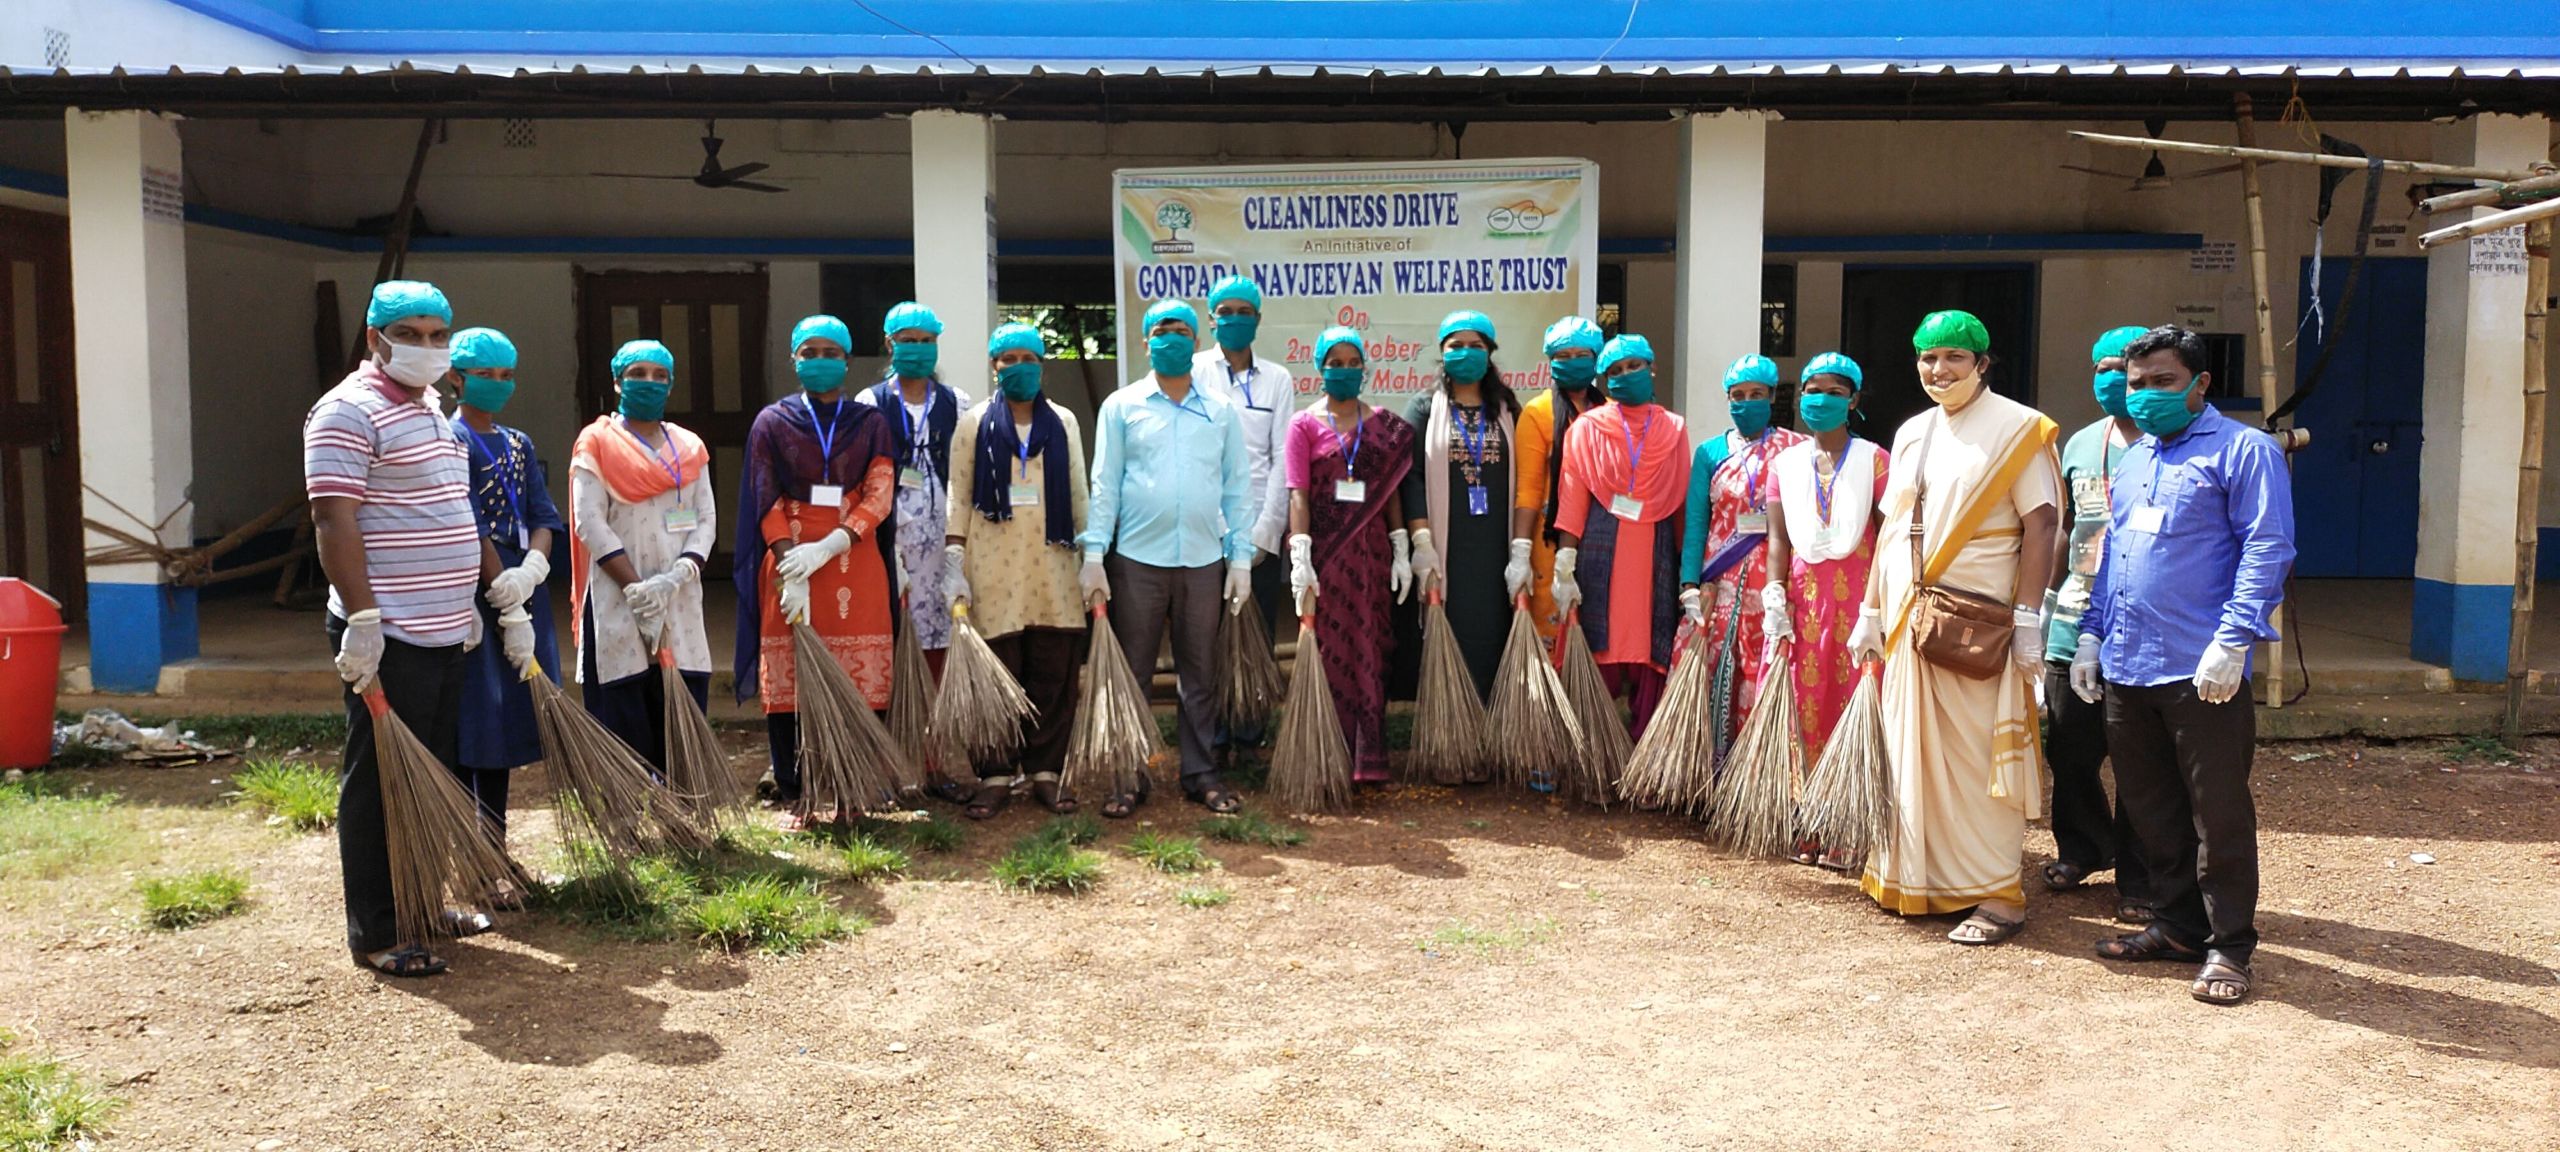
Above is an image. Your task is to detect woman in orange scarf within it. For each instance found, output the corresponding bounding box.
[1551,334,1692,739]
[568,340,718,768]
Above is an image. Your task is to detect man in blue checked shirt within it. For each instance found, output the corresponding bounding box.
[2071,324,2295,1008]
[1081,298,1257,819]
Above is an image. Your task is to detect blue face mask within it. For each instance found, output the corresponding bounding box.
[1728,397,1773,438]
[2093,369,2130,418]
[889,341,938,379]
[1798,392,1851,433]
[1442,346,1490,384]
[1607,367,1655,406]
[1213,313,1259,351]
[2126,379,2200,439]
[795,356,850,393]
[1148,331,1196,376]
[459,371,514,414]
[1550,355,1597,391]
[618,377,670,422]
[1321,365,1364,400]
[997,361,1044,401]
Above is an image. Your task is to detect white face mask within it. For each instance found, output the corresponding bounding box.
[379,339,452,390]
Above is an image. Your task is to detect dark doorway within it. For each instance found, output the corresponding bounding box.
[2288,256,2426,578]
[1838,264,2038,438]
[575,269,770,573]
[0,205,80,620]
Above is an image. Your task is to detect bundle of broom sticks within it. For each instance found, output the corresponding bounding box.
[1489,595,1582,791]
[523,659,710,857]
[1064,604,1157,801]
[368,685,519,947]
[790,619,910,822]
[1267,592,1349,813]
[1407,586,1492,786]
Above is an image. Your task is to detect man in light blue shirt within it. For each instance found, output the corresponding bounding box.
[2072,324,2295,1007]
[1082,298,1255,817]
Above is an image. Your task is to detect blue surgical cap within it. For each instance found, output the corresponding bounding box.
[988,321,1046,359]
[1723,354,1780,390]
[366,280,451,329]
[449,327,517,371]
[1596,334,1654,377]
[1801,351,1864,391]
[1316,326,1365,364]
[792,314,853,355]
[882,301,944,337]
[2092,325,2149,364]
[1543,316,1605,356]
[1438,310,1497,346]
[1143,298,1199,334]
[1207,275,1263,311]
[611,339,675,382]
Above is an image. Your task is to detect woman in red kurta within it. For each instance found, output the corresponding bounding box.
[1551,333,1692,740]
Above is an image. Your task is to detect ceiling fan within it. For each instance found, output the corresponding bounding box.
[2060,117,2245,192]
[593,120,787,193]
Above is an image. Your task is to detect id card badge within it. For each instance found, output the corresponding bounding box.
[809,484,845,507]
[1335,479,1368,504]
[663,506,700,533]
[2127,505,2167,535]
[1735,510,1769,535]
[898,466,927,491]
[1609,494,1645,521]
[1467,485,1489,517]
[514,525,529,551]
[1009,481,1041,507]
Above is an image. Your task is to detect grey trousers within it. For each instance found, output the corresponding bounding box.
[1106,553,1224,783]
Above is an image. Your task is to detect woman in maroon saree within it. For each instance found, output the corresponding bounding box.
[1284,326,1419,783]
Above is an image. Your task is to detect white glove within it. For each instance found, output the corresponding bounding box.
[943,544,971,610]
[2072,633,2103,704]
[1079,558,1111,606]
[1224,564,1253,616]
[2194,642,2248,705]
[1410,528,1442,596]
[500,607,536,677]
[1849,606,1884,664]
[895,553,911,601]
[1503,537,1533,599]
[776,527,853,583]
[336,608,384,695]
[780,573,811,625]
[462,605,483,653]
[1551,547,1582,614]
[2011,605,2042,669]
[626,572,681,624]
[1761,581,1794,642]
[485,548,549,613]
[1678,586,1704,626]
[1388,529,1414,604]
[1288,534,1319,605]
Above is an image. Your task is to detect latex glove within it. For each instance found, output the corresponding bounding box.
[1288,534,1319,604]
[1551,547,1582,614]
[1761,581,1794,642]
[776,527,853,583]
[1388,529,1414,604]
[2011,605,2043,669]
[943,543,971,610]
[630,571,684,623]
[1678,586,1705,626]
[1849,606,1884,664]
[336,608,384,695]
[1503,537,1533,599]
[2193,642,2248,705]
[780,573,811,625]
[1410,528,1442,596]
[895,553,911,601]
[1079,558,1111,606]
[499,607,536,677]
[462,605,483,653]
[485,547,549,613]
[1224,564,1253,617]
[2071,633,2104,704]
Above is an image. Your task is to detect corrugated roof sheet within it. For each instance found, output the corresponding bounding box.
[11,61,2560,79]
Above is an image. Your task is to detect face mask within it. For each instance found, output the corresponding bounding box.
[1606,368,1655,406]
[889,341,938,379]
[618,377,670,422]
[1728,397,1772,438]
[379,340,451,390]
[1442,346,1490,384]
[1213,313,1259,351]
[1550,356,1597,391]
[1321,365,1365,400]
[1798,392,1851,433]
[796,357,850,393]
[2093,369,2130,419]
[1148,332,1195,376]
[1922,370,1984,410]
[2127,380,2201,439]
[997,361,1044,401]
[459,372,514,413]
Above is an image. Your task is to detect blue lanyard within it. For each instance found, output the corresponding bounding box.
[1812,444,1845,524]
[1623,409,1655,484]
[1740,432,1770,510]
[1234,363,1258,410]
[1016,415,1037,473]
[1161,388,1212,423]
[1458,403,1488,475]
[900,392,934,472]
[617,416,684,490]
[1329,407,1365,475]
[466,427,525,529]
[800,393,844,484]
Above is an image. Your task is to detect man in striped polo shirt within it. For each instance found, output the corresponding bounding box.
[305,280,504,978]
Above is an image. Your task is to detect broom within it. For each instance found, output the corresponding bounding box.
[657,642,746,827]
[1215,598,1285,737]
[1797,663,1892,861]
[1266,593,1350,813]
[1487,595,1583,792]
[1620,629,1719,816]
[1063,604,1157,801]
[1407,587,1492,786]
[885,598,938,796]
[1551,610,1631,806]
[790,620,911,822]
[1705,642,1806,859]
[931,603,1035,772]
[524,662,711,858]
[366,686,521,947]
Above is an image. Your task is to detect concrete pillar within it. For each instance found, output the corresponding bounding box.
[1672,109,1775,446]
[66,108,194,692]
[2411,113,2549,681]
[908,110,996,380]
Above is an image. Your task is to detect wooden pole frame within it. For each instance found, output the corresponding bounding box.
[2231,95,2291,709]
[2068,131,2526,182]
[2504,218,2552,741]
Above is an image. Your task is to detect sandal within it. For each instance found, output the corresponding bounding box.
[1029,772,1078,815]
[962,779,1011,821]
[2115,901,2156,925]
[440,909,494,939]
[2041,859,2092,892]
[922,772,976,807]
[1183,774,1244,815]
[1947,912,2026,946]
[2093,923,2205,964]
[2191,953,2252,1006]
[1100,771,1151,820]
[360,944,448,978]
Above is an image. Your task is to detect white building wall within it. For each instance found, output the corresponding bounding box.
[186,231,317,533]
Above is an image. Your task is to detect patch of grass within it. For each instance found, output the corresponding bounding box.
[1174,883,1232,909]
[682,875,859,956]
[1198,808,1309,847]
[229,760,338,832]
[136,868,251,930]
[0,1028,121,1151]
[163,713,343,752]
[0,777,124,883]
[1031,812,1104,848]
[856,813,966,854]
[991,834,1105,894]
[2445,732,2515,763]
[536,850,702,941]
[1124,830,1214,874]
[1383,709,1415,752]
[839,835,911,881]
[1418,916,1558,960]
[1463,818,1491,831]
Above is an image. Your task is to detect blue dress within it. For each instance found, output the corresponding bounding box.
[452,417,567,771]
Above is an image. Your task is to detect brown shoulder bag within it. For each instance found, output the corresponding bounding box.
[1905,416,2015,681]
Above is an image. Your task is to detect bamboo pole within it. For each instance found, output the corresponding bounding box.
[2505,218,2551,742]
[344,118,439,372]
[2233,96,2290,708]
[2419,171,2560,215]
[2418,195,2560,251]
[2068,131,2526,182]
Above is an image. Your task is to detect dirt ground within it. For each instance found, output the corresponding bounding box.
[3,734,2556,1152]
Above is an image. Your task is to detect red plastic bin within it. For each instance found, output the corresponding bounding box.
[0,578,68,769]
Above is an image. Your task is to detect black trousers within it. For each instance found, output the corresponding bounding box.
[766,711,803,800]
[2104,678,2260,962]
[2043,661,2150,903]
[1106,554,1223,782]
[980,627,1083,780]
[327,616,465,956]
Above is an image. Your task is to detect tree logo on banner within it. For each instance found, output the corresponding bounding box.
[1152,200,1197,254]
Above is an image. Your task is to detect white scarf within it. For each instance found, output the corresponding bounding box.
[1774,437,1879,565]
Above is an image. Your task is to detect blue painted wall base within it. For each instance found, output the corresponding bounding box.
[85,582,199,693]
[2410,579,2509,683]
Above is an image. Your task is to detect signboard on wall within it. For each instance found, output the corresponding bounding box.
[1112,158,1600,400]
